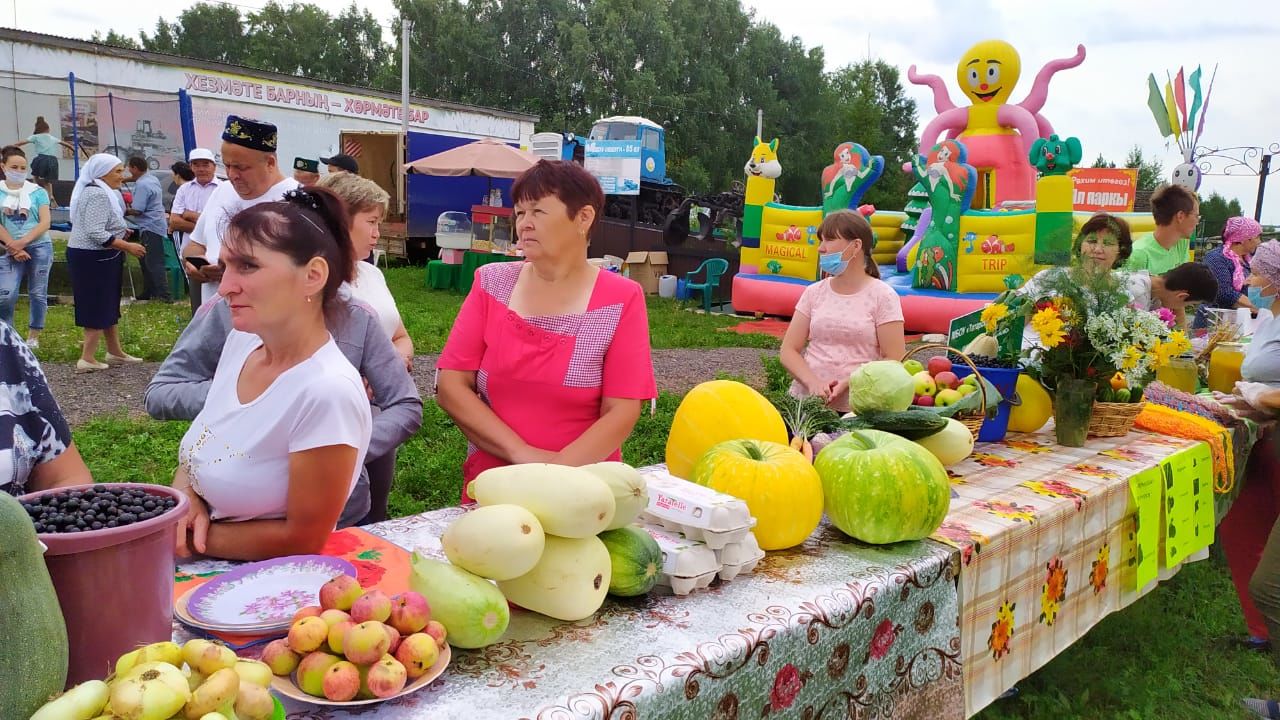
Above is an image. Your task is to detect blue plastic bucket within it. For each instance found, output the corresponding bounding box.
[952,365,1021,443]
[676,279,691,300]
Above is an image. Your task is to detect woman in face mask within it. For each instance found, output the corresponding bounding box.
[779,209,906,412]
[0,146,53,348]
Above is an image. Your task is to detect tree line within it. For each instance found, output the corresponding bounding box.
[96,0,920,209]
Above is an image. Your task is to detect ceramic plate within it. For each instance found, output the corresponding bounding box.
[174,587,289,635]
[186,555,356,630]
[271,643,451,706]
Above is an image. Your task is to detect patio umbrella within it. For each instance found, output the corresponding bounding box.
[406,137,539,179]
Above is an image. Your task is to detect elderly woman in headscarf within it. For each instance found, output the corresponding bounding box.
[1195,216,1264,328]
[66,153,146,373]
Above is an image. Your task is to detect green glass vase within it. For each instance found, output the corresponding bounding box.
[1053,378,1097,447]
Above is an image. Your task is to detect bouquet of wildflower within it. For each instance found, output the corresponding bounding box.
[1018,266,1135,388]
[1086,306,1191,392]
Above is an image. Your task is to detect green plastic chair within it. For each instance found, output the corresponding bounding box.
[162,237,186,300]
[684,258,729,313]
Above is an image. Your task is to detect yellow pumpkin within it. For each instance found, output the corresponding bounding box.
[689,439,823,550]
[1007,374,1053,433]
[665,380,788,480]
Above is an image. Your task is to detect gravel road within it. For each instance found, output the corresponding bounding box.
[44,348,777,425]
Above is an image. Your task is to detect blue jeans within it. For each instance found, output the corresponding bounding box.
[0,240,52,330]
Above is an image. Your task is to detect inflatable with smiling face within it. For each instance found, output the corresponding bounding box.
[909,40,1086,207]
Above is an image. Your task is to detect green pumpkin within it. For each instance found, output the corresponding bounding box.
[598,527,662,597]
[813,429,951,544]
[0,492,69,716]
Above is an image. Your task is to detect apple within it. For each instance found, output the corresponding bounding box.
[961,374,979,387]
[291,605,324,624]
[902,359,925,376]
[350,589,393,624]
[384,624,403,655]
[296,651,341,697]
[424,620,447,647]
[323,661,362,702]
[935,388,963,407]
[915,395,935,407]
[232,658,274,688]
[288,616,330,654]
[319,609,351,628]
[319,574,364,612]
[366,655,408,698]
[956,383,977,397]
[388,592,431,635]
[912,371,937,397]
[933,371,959,390]
[327,619,355,655]
[395,633,439,679]
[927,357,953,376]
[260,639,300,676]
[343,621,392,665]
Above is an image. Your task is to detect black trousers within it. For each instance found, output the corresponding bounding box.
[136,230,171,301]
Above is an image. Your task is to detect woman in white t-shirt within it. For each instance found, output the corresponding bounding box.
[174,187,372,561]
[318,172,414,370]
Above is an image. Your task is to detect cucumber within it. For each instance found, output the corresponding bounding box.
[841,409,949,440]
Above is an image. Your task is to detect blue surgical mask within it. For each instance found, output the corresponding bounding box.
[819,251,849,276]
[4,170,27,185]
[1248,285,1275,312]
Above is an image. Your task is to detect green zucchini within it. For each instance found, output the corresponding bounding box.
[0,492,69,717]
[841,409,949,440]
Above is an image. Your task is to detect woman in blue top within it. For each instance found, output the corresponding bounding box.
[1194,216,1263,328]
[0,146,53,348]
[11,117,76,183]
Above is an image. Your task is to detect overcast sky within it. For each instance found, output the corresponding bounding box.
[7,0,1278,222]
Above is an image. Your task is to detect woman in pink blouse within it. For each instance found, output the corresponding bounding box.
[437,161,657,501]
[780,210,906,412]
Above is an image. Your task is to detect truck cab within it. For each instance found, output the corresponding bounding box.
[530,116,671,186]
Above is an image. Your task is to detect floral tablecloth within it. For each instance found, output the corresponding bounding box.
[929,424,1210,717]
[177,510,963,719]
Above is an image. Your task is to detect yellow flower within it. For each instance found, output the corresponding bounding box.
[1120,345,1142,371]
[1031,307,1066,348]
[1166,330,1191,356]
[1152,339,1180,368]
[981,303,1010,333]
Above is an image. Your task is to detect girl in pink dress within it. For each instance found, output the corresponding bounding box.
[780,210,906,413]
[437,161,657,502]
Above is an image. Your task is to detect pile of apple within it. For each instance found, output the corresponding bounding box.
[902,356,979,409]
[29,639,275,720]
[260,574,446,703]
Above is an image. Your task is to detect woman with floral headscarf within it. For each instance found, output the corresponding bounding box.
[1195,216,1263,328]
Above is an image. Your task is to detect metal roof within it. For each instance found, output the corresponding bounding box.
[594,116,661,129]
[0,27,539,124]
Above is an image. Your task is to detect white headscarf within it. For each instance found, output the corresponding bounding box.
[69,153,125,219]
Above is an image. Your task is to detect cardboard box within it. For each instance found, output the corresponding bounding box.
[624,251,669,293]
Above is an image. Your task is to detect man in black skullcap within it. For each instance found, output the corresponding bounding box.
[183,115,300,302]
[293,157,320,185]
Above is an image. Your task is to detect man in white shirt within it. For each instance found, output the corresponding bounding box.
[184,115,300,303]
[171,148,221,313]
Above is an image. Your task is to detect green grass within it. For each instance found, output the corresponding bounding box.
[9,265,779,361]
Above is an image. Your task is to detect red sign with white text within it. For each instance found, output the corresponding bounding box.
[1069,168,1138,212]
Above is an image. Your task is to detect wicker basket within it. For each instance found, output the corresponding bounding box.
[901,343,988,442]
[1087,401,1146,437]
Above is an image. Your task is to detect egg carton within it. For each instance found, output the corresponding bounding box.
[642,513,756,551]
[717,550,765,582]
[640,468,754,533]
[642,524,720,578]
[655,568,719,596]
[713,532,762,567]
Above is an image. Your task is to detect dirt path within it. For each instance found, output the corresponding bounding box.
[44,348,777,426]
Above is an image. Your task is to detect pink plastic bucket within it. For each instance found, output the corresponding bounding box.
[19,483,188,686]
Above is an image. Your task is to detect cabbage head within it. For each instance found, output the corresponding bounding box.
[848,361,915,414]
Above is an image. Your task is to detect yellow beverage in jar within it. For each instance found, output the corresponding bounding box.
[1208,342,1245,394]
[1156,356,1199,393]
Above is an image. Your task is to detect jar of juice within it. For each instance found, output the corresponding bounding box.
[1208,342,1246,393]
[1156,354,1199,393]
